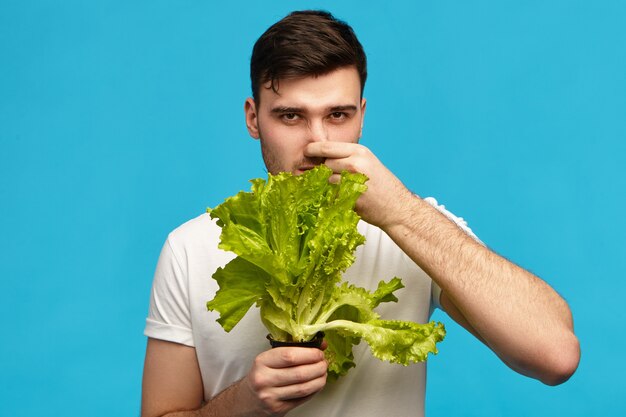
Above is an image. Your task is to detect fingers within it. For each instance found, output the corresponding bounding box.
[305,142,373,176]
[260,346,326,368]
[245,347,328,414]
[270,372,327,401]
[305,141,408,228]
[304,141,355,159]
[253,349,327,388]
[328,173,342,184]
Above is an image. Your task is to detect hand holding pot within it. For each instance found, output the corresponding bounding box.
[242,347,328,416]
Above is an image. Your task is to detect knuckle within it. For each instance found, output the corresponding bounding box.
[248,371,267,391]
[346,160,359,173]
[279,349,297,364]
[253,355,265,368]
[257,390,272,404]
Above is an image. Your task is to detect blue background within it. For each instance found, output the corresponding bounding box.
[1,1,624,415]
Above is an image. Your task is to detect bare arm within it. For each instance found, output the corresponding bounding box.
[306,142,580,385]
[141,338,328,417]
[141,338,203,416]
[388,196,580,385]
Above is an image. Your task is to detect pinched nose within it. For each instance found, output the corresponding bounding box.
[307,120,329,143]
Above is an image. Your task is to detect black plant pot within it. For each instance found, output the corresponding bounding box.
[267,332,325,349]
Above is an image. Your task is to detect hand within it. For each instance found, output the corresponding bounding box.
[304,142,414,229]
[242,347,328,416]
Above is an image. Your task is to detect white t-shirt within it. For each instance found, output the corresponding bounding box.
[144,197,476,416]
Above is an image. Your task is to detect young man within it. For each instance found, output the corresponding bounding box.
[141,10,580,417]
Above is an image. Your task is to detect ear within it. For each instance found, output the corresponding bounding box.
[359,98,367,138]
[244,97,260,139]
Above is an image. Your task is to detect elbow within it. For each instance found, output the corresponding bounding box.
[540,332,581,386]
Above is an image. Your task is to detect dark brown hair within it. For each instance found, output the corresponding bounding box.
[250,10,367,102]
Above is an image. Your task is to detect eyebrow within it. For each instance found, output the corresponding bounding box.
[270,106,303,114]
[329,105,358,112]
[270,104,358,114]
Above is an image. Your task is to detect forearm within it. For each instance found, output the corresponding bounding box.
[383,194,579,384]
[156,345,327,417]
[162,379,261,417]
[304,141,579,383]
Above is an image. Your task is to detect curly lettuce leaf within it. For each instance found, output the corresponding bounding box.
[206,256,268,332]
[206,165,445,380]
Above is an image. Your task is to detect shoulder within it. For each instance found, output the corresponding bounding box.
[164,213,226,263]
[167,212,219,247]
[156,212,234,290]
[422,196,481,242]
[422,196,468,227]
[356,196,481,258]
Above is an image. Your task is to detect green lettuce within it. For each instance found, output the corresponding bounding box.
[207,165,445,380]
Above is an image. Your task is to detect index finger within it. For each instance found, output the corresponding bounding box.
[260,347,326,369]
[304,142,357,159]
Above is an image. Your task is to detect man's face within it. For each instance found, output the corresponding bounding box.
[245,66,366,175]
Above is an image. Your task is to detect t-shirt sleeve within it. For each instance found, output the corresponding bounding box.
[144,236,195,347]
[423,197,484,312]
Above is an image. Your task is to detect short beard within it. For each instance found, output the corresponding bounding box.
[260,142,325,175]
[259,140,283,175]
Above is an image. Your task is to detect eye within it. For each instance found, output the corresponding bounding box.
[281,113,299,121]
[328,112,349,122]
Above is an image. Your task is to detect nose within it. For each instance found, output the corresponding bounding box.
[307,119,328,143]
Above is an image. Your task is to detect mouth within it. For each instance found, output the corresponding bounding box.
[296,158,325,174]
[295,167,313,175]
